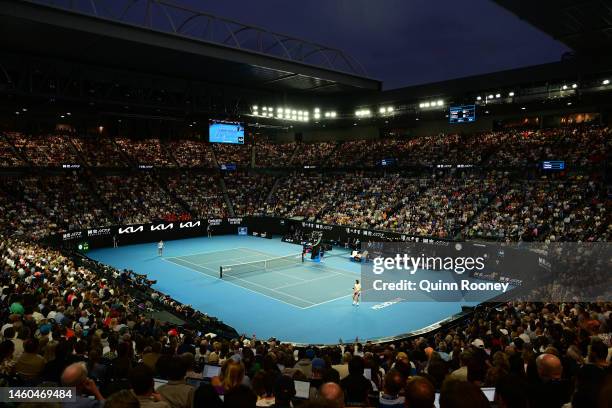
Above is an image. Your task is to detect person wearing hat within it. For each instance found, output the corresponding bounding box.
[308,357,327,400]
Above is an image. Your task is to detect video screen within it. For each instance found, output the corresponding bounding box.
[209,120,245,144]
[449,105,476,123]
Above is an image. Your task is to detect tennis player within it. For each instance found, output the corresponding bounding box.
[352,279,361,306]
[157,240,164,256]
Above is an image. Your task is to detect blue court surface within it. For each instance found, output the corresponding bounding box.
[89,235,482,344]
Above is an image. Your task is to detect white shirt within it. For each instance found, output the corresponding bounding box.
[158,242,164,249]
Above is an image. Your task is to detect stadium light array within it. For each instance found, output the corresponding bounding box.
[562,85,568,90]
[508,92,514,97]
[495,93,501,98]
[476,96,482,101]
[355,109,371,117]
[488,94,494,99]
[572,83,577,89]
[419,100,443,109]
[379,106,395,115]
[603,79,610,85]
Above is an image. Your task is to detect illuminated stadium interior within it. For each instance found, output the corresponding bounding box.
[0,0,610,407]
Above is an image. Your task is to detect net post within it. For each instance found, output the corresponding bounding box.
[219,266,223,279]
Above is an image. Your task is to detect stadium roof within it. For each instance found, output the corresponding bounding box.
[0,0,381,95]
[493,0,612,54]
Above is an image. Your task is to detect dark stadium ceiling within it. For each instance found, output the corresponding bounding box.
[493,0,612,54]
[0,0,381,96]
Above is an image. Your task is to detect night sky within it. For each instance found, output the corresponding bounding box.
[179,0,569,89]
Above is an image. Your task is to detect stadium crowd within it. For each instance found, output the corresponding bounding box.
[0,232,610,407]
[255,142,296,168]
[94,175,189,225]
[166,173,228,219]
[224,173,276,216]
[0,124,609,408]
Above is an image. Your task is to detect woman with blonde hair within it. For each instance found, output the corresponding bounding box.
[222,359,245,392]
[211,359,245,395]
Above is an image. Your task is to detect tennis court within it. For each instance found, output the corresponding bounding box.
[165,247,355,308]
[88,235,478,344]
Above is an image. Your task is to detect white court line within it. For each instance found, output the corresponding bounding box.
[171,257,316,307]
[165,248,243,259]
[165,248,357,309]
[161,258,309,309]
[273,271,341,290]
[302,293,353,309]
[163,257,218,273]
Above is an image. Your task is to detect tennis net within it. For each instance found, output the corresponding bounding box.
[219,253,303,278]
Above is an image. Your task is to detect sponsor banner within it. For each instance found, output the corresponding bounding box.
[150,222,174,232]
[86,228,111,237]
[295,220,449,244]
[228,218,243,225]
[118,225,145,235]
[62,231,83,241]
[208,218,223,226]
[179,221,201,229]
[360,242,611,303]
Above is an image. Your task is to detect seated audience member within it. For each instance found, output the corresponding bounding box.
[15,338,45,380]
[0,339,15,379]
[529,353,571,408]
[128,363,170,408]
[224,384,257,408]
[439,380,490,408]
[157,356,195,408]
[494,374,529,408]
[273,375,296,408]
[332,352,351,380]
[379,369,405,407]
[319,382,345,408]
[104,389,139,408]
[61,362,105,408]
[192,383,223,408]
[339,355,372,406]
[142,342,163,372]
[405,376,435,408]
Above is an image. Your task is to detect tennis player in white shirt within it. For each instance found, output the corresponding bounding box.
[352,279,361,306]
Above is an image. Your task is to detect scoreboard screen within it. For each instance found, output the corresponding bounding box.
[449,105,476,123]
[209,120,245,144]
[542,161,565,170]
